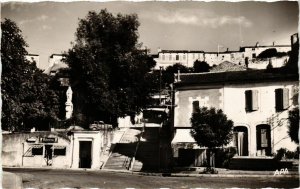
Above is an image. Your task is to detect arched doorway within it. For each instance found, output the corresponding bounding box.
[233,126,249,156]
[256,124,271,156]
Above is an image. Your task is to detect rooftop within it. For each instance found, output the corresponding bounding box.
[175,69,298,87]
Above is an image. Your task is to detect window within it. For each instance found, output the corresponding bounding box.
[53,146,66,156]
[231,54,234,59]
[192,101,199,113]
[183,55,186,60]
[275,88,289,111]
[169,54,172,61]
[245,90,259,111]
[252,53,256,58]
[176,55,179,61]
[32,145,43,155]
[256,125,271,156]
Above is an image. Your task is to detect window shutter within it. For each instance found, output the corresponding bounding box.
[252,90,259,110]
[283,88,289,109]
[245,90,252,111]
[261,129,268,147]
[275,88,283,111]
[192,101,199,113]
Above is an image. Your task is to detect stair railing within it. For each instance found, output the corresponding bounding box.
[102,128,128,169]
[129,124,144,171]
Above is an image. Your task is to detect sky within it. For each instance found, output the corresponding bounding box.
[1,1,299,70]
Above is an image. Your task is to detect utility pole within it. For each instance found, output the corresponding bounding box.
[159,66,162,105]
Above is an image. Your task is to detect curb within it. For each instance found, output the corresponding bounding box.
[3,167,299,178]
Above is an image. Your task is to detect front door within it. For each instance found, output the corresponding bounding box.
[178,149,195,167]
[233,127,249,156]
[44,145,53,166]
[79,141,92,168]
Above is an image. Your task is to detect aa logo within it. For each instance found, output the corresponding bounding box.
[274,168,289,176]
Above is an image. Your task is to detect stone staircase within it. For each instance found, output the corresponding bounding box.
[103,128,142,170]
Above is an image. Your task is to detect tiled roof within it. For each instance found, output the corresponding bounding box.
[175,69,298,87]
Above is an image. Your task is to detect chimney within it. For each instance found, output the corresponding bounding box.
[157,47,162,53]
[226,48,229,52]
[255,42,260,47]
[273,41,275,46]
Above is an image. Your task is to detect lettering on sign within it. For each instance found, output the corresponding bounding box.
[39,137,58,143]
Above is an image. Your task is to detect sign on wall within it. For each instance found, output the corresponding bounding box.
[39,137,58,143]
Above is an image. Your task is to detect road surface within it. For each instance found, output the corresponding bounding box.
[4,168,299,188]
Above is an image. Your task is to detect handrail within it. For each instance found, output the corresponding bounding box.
[101,128,127,169]
[129,126,144,171]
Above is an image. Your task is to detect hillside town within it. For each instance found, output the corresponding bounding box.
[1,2,299,188]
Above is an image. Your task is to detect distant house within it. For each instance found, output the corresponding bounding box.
[153,36,292,70]
[172,69,298,167]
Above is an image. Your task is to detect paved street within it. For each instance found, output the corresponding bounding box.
[4,168,299,188]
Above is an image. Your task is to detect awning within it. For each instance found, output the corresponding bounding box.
[171,129,196,144]
[52,146,66,149]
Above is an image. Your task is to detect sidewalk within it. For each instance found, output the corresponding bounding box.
[2,171,23,189]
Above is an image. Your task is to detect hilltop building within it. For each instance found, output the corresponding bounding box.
[154,43,291,70]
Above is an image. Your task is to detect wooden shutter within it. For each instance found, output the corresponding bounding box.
[192,101,199,113]
[252,90,259,110]
[245,90,252,111]
[283,88,289,109]
[275,88,283,111]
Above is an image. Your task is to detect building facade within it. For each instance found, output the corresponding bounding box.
[154,44,291,70]
[172,70,298,166]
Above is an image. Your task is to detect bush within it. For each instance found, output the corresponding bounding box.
[274,147,299,160]
[215,147,237,168]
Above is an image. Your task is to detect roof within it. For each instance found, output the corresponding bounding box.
[44,62,69,74]
[175,69,298,87]
[160,50,204,54]
[210,61,246,72]
[240,45,290,49]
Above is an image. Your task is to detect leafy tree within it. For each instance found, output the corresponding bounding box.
[258,48,288,59]
[64,10,156,127]
[162,63,191,85]
[190,107,234,170]
[193,60,210,72]
[288,107,299,144]
[1,19,59,131]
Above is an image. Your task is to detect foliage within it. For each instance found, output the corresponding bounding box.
[190,107,234,168]
[288,107,299,144]
[162,63,191,85]
[1,19,59,131]
[193,60,210,73]
[258,48,288,59]
[190,107,234,148]
[215,147,237,168]
[274,147,299,160]
[64,10,156,127]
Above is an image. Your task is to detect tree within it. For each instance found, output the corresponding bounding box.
[162,63,191,85]
[258,48,288,59]
[190,107,234,171]
[193,60,210,72]
[64,10,156,127]
[1,19,59,131]
[288,107,299,144]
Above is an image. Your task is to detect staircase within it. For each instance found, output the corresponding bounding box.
[103,128,141,170]
[132,128,160,171]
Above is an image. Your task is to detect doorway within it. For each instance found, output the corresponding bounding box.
[178,149,195,167]
[233,126,249,156]
[79,141,92,168]
[44,145,53,166]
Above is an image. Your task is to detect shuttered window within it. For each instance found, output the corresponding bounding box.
[192,101,199,113]
[275,88,289,111]
[245,90,258,112]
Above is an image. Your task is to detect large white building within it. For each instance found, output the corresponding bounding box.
[172,70,298,167]
[154,44,291,70]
